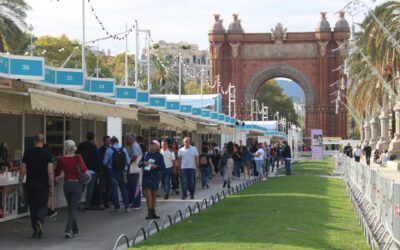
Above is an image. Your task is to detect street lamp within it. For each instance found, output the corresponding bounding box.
[28,25,35,56]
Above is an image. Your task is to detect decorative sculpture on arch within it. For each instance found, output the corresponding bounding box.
[271,23,287,41]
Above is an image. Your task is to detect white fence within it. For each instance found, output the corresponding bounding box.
[335,155,400,249]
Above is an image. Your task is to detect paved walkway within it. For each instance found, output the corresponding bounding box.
[0,176,254,250]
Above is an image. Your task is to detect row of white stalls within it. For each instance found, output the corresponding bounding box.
[0,52,239,222]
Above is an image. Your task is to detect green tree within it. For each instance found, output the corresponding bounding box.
[33,35,111,77]
[0,0,30,52]
[255,79,299,125]
[184,80,212,94]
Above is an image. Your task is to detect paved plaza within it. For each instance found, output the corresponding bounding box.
[0,176,252,250]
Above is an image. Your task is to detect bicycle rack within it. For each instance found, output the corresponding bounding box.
[112,234,130,250]
[113,177,261,248]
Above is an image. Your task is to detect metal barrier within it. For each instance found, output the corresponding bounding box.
[334,154,400,249]
[112,176,262,249]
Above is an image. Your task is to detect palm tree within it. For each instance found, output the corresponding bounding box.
[150,53,180,94]
[0,0,31,52]
[345,1,400,120]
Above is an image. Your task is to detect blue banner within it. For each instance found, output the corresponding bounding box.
[149,97,166,107]
[84,77,114,96]
[224,116,230,123]
[211,112,218,120]
[56,69,83,87]
[230,117,236,124]
[192,108,202,116]
[43,67,56,84]
[180,105,192,113]
[115,86,137,99]
[9,55,44,80]
[167,101,180,110]
[201,110,211,118]
[218,113,225,121]
[137,91,149,103]
[0,54,9,76]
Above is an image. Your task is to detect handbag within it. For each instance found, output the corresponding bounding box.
[75,154,91,184]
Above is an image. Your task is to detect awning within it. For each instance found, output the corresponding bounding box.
[219,125,236,134]
[29,89,138,120]
[196,122,219,134]
[30,90,83,116]
[115,106,138,121]
[160,112,184,129]
[184,118,197,131]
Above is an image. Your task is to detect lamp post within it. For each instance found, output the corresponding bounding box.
[28,25,35,56]
[82,0,86,78]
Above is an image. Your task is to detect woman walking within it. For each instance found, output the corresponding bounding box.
[241,146,252,179]
[55,140,88,238]
[199,145,214,189]
[139,140,165,219]
[222,142,234,188]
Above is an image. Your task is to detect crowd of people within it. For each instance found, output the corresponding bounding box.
[18,132,292,239]
[343,142,390,166]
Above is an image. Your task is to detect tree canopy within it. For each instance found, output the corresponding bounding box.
[255,79,299,125]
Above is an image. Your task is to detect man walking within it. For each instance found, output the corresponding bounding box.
[363,143,372,165]
[160,139,175,199]
[103,136,130,212]
[77,132,101,211]
[178,137,199,200]
[125,132,143,210]
[98,135,111,208]
[19,134,54,239]
[282,141,292,176]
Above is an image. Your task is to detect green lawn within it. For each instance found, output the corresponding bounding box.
[291,158,334,176]
[131,160,368,250]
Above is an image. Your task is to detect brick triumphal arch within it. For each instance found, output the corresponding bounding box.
[208,12,350,138]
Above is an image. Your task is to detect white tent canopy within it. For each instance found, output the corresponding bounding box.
[151,94,219,109]
[244,120,278,130]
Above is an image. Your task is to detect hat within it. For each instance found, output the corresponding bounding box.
[150,140,160,147]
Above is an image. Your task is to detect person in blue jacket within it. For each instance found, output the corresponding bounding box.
[139,140,165,219]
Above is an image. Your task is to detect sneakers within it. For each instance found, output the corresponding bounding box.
[47,209,58,218]
[164,194,169,200]
[175,190,180,195]
[124,208,130,213]
[65,232,72,239]
[262,177,267,181]
[36,221,44,239]
[129,206,142,211]
[190,195,194,200]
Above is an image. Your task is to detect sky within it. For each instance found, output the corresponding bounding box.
[26,0,383,55]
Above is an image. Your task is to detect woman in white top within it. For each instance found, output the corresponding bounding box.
[354,145,362,163]
[254,143,266,181]
[380,150,388,165]
[160,140,176,200]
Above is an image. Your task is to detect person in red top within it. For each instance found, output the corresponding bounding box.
[55,140,88,239]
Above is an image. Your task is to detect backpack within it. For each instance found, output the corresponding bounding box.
[111,147,127,171]
[200,154,208,166]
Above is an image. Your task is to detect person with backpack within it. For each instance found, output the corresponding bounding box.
[102,136,130,212]
[199,144,214,189]
[76,132,101,211]
[55,140,88,238]
[139,140,165,219]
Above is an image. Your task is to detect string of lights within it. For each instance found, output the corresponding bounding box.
[87,0,134,41]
